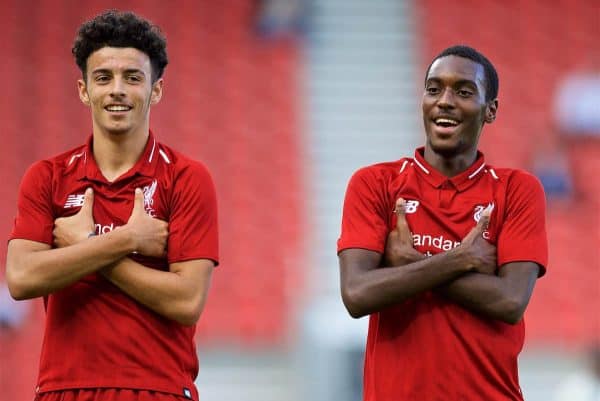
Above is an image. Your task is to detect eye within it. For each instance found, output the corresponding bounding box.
[95,75,110,83]
[457,89,474,97]
[127,75,143,83]
[426,86,440,95]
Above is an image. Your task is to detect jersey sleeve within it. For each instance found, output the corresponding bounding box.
[9,161,55,245]
[497,171,548,276]
[337,167,390,254]
[167,161,219,265]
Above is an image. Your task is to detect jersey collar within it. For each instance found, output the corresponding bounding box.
[413,147,487,191]
[76,130,160,183]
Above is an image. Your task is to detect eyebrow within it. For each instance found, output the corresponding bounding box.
[425,77,478,88]
[91,68,146,76]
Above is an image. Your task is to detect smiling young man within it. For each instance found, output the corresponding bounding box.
[338,45,548,400]
[5,11,218,401]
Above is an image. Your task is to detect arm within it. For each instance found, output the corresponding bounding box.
[340,247,476,318]
[6,188,168,300]
[6,233,134,300]
[438,262,539,324]
[100,161,218,325]
[101,258,214,326]
[340,199,495,318]
[439,172,548,323]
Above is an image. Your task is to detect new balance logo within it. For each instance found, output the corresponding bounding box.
[404,200,420,214]
[64,194,85,208]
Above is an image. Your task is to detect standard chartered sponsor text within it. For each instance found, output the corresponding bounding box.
[94,223,121,235]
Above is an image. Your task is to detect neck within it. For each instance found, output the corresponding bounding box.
[423,146,478,177]
[92,128,149,182]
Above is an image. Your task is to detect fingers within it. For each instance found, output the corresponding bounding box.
[79,187,94,217]
[393,198,413,239]
[476,204,494,232]
[131,188,145,215]
[463,204,494,243]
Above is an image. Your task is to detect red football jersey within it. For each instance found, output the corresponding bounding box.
[338,148,548,401]
[10,132,219,400]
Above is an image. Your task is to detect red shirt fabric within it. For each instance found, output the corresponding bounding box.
[337,148,548,401]
[10,132,219,400]
[36,388,189,401]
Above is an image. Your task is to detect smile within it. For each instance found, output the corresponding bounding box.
[434,118,460,127]
[105,105,132,112]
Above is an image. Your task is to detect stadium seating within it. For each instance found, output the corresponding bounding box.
[417,0,599,347]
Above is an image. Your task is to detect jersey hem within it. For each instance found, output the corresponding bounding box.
[37,381,197,399]
[337,243,384,255]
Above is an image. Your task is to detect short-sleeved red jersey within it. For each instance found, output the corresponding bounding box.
[10,132,219,400]
[338,148,548,401]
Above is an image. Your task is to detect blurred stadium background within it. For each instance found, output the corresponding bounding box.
[0,0,598,400]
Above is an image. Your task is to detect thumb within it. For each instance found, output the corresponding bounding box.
[464,204,493,242]
[79,187,94,217]
[131,188,145,215]
[393,198,413,240]
[477,204,494,232]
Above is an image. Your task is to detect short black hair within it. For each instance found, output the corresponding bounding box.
[72,10,168,82]
[425,45,499,102]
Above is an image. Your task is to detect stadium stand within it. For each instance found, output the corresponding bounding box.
[0,2,303,399]
[416,0,599,346]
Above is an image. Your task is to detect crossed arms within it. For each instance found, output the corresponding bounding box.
[6,187,213,326]
[339,199,539,324]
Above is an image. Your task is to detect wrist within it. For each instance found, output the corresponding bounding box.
[448,246,475,273]
[109,225,138,254]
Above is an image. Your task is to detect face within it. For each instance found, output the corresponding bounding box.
[77,47,163,136]
[422,55,497,158]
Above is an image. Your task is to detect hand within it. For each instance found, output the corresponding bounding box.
[383,198,426,266]
[53,187,95,248]
[456,204,497,275]
[124,188,168,257]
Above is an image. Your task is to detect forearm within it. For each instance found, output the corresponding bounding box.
[7,229,136,300]
[341,248,471,318]
[439,270,537,324]
[101,258,212,326]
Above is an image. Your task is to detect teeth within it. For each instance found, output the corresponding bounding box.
[106,105,130,111]
[435,118,458,126]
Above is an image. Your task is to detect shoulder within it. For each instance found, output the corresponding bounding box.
[22,144,87,181]
[349,158,411,185]
[156,142,215,184]
[491,167,544,194]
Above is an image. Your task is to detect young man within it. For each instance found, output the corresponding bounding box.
[5,11,218,401]
[338,45,547,400]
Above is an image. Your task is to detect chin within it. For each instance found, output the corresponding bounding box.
[103,124,132,135]
[429,139,462,158]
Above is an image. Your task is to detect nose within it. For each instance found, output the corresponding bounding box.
[437,88,455,109]
[110,77,126,97]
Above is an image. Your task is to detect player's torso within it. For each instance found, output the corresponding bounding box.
[36,147,199,393]
[51,163,173,269]
[387,163,506,254]
[366,161,524,401]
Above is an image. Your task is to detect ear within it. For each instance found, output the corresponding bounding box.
[77,78,90,106]
[484,99,498,124]
[150,78,163,105]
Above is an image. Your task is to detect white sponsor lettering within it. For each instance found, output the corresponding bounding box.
[94,223,121,235]
[412,233,461,252]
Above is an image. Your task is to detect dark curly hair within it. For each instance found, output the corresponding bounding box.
[72,10,168,82]
[425,45,499,102]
